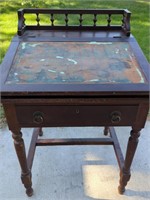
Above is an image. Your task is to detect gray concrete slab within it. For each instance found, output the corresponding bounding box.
[0,122,150,200]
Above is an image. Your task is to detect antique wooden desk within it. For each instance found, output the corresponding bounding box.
[0,9,149,197]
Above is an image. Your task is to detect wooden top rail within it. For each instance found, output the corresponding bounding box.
[17,8,131,36]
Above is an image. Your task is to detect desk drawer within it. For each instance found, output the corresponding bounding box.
[16,105,138,127]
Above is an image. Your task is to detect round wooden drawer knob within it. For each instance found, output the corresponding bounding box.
[110,111,121,123]
[33,111,44,124]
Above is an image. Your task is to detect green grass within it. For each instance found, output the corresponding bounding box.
[0,0,150,126]
[0,0,150,63]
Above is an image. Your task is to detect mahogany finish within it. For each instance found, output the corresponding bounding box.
[0,9,149,197]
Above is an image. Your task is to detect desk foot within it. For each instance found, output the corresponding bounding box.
[104,126,109,136]
[39,127,43,136]
[118,186,125,194]
[21,171,33,197]
[118,169,131,194]
[26,187,34,197]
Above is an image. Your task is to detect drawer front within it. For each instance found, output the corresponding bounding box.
[16,105,138,127]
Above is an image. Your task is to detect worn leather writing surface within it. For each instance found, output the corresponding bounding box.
[6,41,145,84]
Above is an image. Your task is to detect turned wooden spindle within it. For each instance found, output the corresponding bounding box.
[65,13,69,26]
[107,14,111,27]
[93,14,97,26]
[79,14,83,26]
[50,13,54,26]
[36,13,40,26]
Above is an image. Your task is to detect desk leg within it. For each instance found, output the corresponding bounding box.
[39,127,43,136]
[12,130,33,197]
[104,126,109,136]
[118,129,140,194]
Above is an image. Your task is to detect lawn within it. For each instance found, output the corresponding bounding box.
[0,0,150,127]
[0,0,149,63]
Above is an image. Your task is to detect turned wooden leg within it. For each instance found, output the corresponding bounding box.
[118,129,141,194]
[39,127,43,136]
[104,126,109,136]
[12,130,33,197]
